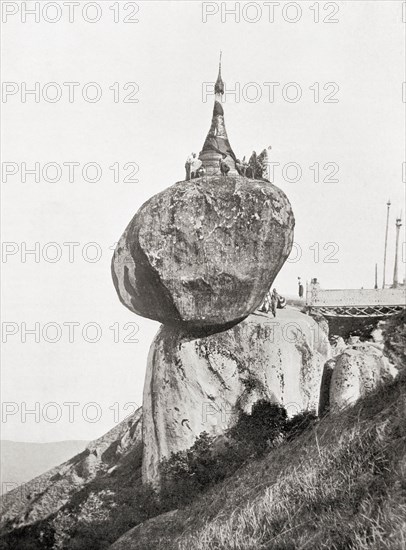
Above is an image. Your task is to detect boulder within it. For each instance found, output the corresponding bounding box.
[142,308,330,485]
[329,342,397,413]
[112,175,294,329]
[318,358,336,416]
[330,335,347,357]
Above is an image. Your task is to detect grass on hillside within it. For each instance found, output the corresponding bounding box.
[2,315,405,550]
[175,374,406,550]
[117,372,406,550]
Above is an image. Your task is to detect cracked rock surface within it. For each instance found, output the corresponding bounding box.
[142,308,329,485]
[112,175,294,329]
[329,342,397,413]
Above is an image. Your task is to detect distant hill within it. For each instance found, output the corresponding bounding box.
[0,440,88,494]
[0,409,142,542]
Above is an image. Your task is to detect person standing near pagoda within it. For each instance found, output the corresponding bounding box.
[185,152,196,181]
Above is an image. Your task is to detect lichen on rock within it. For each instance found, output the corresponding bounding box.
[142,308,329,486]
[329,341,398,413]
[112,175,294,330]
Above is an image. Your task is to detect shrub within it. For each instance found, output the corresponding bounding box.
[230,401,288,455]
[160,401,315,508]
[159,432,238,508]
[61,483,160,549]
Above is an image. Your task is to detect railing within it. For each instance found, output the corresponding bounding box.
[305,284,405,317]
[306,285,405,307]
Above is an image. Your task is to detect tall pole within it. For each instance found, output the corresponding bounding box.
[374,263,378,289]
[382,199,391,288]
[392,214,402,288]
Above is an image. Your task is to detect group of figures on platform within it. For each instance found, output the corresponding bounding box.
[185,148,270,181]
[258,288,286,317]
[235,149,269,179]
[185,153,206,180]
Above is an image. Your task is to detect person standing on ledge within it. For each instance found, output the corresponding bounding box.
[219,154,230,176]
[185,152,196,181]
[298,277,304,298]
[258,288,271,313]
[270,288,278,317]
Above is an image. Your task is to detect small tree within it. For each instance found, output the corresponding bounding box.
[230,401,288,455]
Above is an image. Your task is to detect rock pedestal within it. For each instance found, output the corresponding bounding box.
[142,309,329,485]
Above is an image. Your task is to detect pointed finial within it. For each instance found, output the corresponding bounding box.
[215,51,224,95]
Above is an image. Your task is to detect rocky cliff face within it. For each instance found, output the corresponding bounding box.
[112,175,294,329]
[0,409,142,533]
[142,308,330,486]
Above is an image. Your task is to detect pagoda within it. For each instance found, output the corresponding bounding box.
[198,53,238,176]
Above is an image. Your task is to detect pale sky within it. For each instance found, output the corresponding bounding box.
[1,1,405,442]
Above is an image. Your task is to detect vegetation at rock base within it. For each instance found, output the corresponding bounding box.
[2,373,406,550]
[177,392,406,549]
[0,403,314,550]
[2,322,405,550]
[111,371,406,550]
[159,403,316,509]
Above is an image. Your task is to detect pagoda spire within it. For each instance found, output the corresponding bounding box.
[199,54,237,176]
[215,51,224,96]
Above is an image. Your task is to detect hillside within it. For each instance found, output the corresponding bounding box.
[1,314,404,549]
[111,372,406,550]
[0,409,142,541]
[0,441,88,495]
[3,370,403,549]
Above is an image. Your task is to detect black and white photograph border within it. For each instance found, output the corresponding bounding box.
[1,1,405,549]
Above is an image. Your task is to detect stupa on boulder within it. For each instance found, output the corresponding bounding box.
[198,54,238,176]
[111,58,295,330]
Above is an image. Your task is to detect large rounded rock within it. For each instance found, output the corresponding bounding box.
[112,175,294,329]
[142,308,329,485]
[329,342,397,413]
